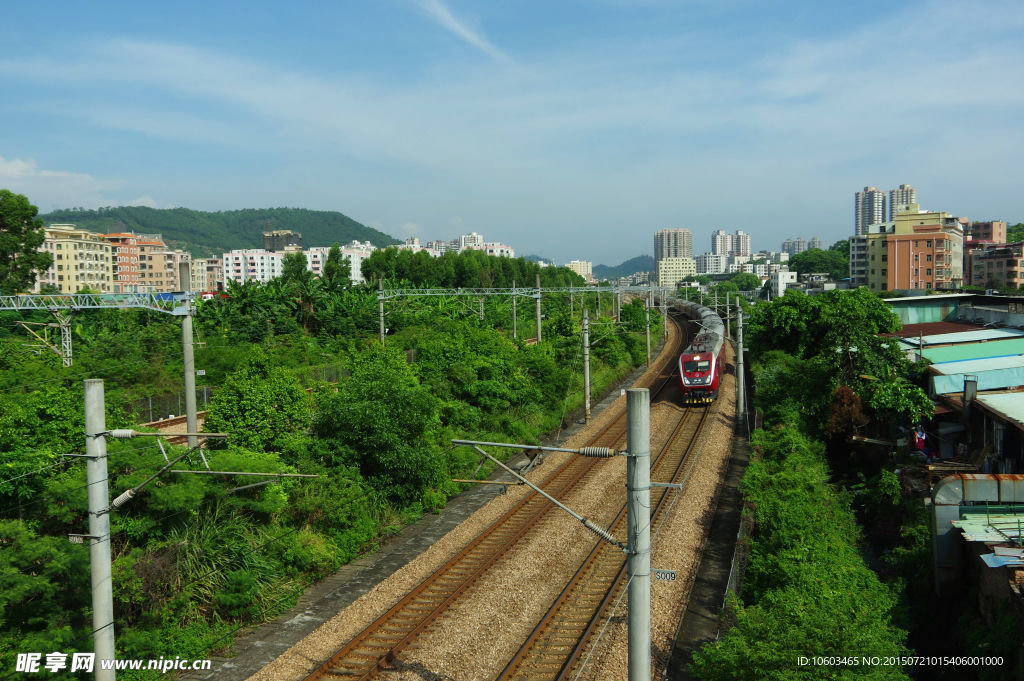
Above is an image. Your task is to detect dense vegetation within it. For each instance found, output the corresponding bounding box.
[592,254,655,281]
[786,240,850,281]
[692,288,934,679]
[38,206,400,258]
[0,237,661,678]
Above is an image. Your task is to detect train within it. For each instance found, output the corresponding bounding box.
[675,301,726,403]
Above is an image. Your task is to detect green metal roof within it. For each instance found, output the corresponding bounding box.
[924,338,1024,364]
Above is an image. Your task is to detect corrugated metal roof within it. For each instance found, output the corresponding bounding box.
[906,328,1024,346]
[885,293,974,303]
[931,356,1024,394]
[976,393,1024,431]
[924,338,1024,364]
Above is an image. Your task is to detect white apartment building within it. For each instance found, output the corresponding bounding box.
[695,253,728,275]
[769,270,798,298]
[467,243,515,258]
[654,229,693,261]
[566,260,593,281]
[733,230,751,257]
[223,250,283,284]
[711,230,732,256]
[459,232,484,249]
[856,187,887,236]
[656,257,697,287]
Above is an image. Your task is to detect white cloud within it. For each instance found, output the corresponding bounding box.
[407,0,510,62]
[395,221,425,237]
[126,195,175,209]
[0,156,123,209]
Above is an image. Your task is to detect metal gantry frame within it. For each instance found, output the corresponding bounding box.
[375,282,671,344]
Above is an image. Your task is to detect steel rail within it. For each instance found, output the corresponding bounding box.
[301,315,686,681]
[496,347,713,680]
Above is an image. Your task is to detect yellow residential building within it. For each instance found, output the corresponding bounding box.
[861,204,964,292]
[656,257,697,288]
[34,224,115,293]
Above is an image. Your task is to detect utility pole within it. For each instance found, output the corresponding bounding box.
[479,297,484,322]
[583,308,591,425]
[737,308,745,418]
[597,289,601,319]
[378,280,386,345]
[179,262,198,449]
[616,279,621,321]
[535,273,542,344]
[645,296,651,369]
[626,388,651,681]
[84,380,116,681]
[512,280,517,339]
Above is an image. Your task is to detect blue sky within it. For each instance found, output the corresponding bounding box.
[2,0,1022,265]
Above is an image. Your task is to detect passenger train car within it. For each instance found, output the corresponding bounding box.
[674,301,726,403]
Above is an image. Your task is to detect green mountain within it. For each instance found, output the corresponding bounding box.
[38,206,400,258]
[593,255,655,281]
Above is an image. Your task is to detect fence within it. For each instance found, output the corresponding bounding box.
[133,363,349,424]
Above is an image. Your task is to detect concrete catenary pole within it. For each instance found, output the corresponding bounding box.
[616,279,621,321]
[535,273,542,344]
[597,289,601,319]
[84,380,116,680]
[378,280,386,345]
[583,308,591,425]
[179,262,198,449]
[512,280,517,339]
[662,289,668,338]
[645,296,651,369]
[626,388,651,681]
[725,292,731,339]
[737,307,745,417]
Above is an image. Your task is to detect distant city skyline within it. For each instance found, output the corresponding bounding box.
[2,1,1021,266]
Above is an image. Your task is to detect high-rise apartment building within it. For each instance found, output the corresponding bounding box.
[855,187,887,235]
[782,237,809,256]
[654,229,693,262]
[711,229,732,256]
[808,237,824,251]
[889,184,917,220]
[733,230,751,256]
[710,230,751,257]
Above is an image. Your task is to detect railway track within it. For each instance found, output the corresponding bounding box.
[301,315,689,681]
[497,398,711,681]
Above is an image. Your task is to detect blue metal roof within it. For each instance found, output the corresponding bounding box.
[931,356,1024,395]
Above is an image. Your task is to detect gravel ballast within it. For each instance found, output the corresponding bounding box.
[244,322,686,681]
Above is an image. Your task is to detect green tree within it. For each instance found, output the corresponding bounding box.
[788,248,849,281]
[729,272,762,291]
[321,242,351,292]
[0,190,53,294]
[281,251,311,286]
[683,275,712,285]
[829,239,850,254]
[313,344,442,503]
[203,347,311,451]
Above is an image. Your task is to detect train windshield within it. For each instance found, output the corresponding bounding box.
[684,360,710,373]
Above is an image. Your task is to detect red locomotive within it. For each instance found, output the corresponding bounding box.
[676,302,726,403]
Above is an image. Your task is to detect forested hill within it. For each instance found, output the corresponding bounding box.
[38,206,400,258]
[593,254,655,280]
